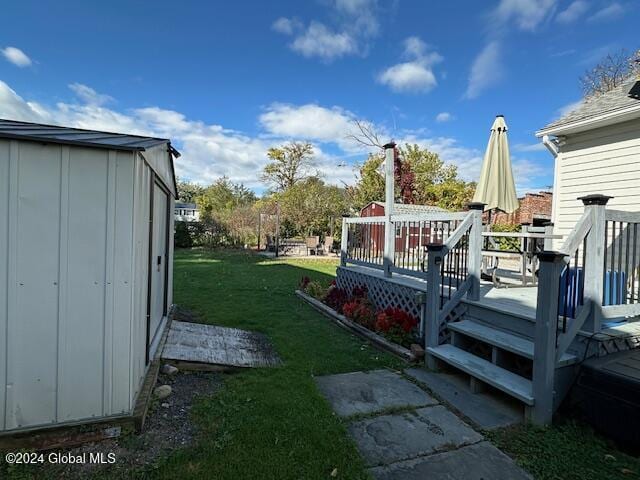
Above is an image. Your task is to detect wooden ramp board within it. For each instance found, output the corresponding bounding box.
[162,321,280,368]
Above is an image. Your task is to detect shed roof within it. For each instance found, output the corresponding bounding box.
[365,201,446,214]
[537,79,640,137]
[0,118,173,152]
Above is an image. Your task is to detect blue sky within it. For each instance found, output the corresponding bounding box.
[0,0,637,195]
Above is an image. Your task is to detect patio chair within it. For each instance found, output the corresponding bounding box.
[323,236,334,255]
[305,236,320,255]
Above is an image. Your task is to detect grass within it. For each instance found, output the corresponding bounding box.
[3,248,640,479]
[489,420,640,479]
[149,249,404,479]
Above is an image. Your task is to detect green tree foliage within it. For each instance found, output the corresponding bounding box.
[349,144,474,211]
[176,177,205,203]
[174,221,194,248]
[195,177,258,247]
[262,177,349,237]
[262,142,314,191]
[348,153,385,210]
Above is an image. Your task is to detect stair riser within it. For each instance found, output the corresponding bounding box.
[464,305,535,338]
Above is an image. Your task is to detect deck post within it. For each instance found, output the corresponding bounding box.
[383,142,396,278]
[579,194,611,332]
[532,250,566,425]
[425,244,444,369]
[467,202,485,301]
[543,222,554,250]
[340,216,348,267]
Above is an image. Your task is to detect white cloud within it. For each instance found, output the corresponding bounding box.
[435,112,454,123]
[271,17,300,35]
[290,22,357,61]
[513,142,546,152]
[465,41,504,99]
[68,83,113,106]
[587,2,623,22]
[492,0,558,31]
[272,0,378,61]
[1,46,32,67]
[556,0,590,23]
[377,37,443,94]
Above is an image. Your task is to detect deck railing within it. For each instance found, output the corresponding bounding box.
[532,193,640,424]
[340,206,484,342]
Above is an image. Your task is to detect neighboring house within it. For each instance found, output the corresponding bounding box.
[537,78,640,247]
[359,201,448,251]
[492,191,552,226]
[0,119,178,434]
[175,202,200,222]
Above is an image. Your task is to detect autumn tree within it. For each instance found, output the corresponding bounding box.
[261,141,314,191]
[349,144,474,211]
[176,177,205,203]
[580,48,640,97]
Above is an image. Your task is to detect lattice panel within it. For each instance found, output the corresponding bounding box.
[440,303,468,343]
[336,267,422,320]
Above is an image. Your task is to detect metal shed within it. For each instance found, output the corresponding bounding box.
[0,119,178,433]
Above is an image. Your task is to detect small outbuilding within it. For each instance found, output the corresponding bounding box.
[0,119,178,433]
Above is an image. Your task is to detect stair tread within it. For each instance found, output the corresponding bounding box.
[449,320,577,366]
[427,344,534,405]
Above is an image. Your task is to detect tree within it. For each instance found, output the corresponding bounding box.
[275,177,349,237]
[580,48,640,97]
[176,177,205,203]
[348,153,385,210]
[196,177,257,246]
[348,144,474,211]
[261,142,314,191]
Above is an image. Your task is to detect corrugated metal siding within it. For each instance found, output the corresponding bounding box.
[0,140,174,432]
[553,119,640,248]
[0,140,10,431]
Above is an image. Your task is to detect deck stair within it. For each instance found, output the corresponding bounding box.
[427,299,579,413]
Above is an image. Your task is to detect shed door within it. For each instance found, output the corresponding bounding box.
[149,182,169,352]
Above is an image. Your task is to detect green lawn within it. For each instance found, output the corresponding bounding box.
[152,249,404,479]
[4,248,639,479]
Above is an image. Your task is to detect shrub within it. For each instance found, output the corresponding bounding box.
[174,221,193,248]
[351,285,368,299]
[342,297,376,329]
[299,276,311,290]
[491,223,521,251]
[324,286,349,314]
[306,281,327,300]
[375,307,419,347]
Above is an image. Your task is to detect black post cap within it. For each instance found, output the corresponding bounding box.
[578,194,613,206]
[467,202,486,211]
[536,250,567,263]
[383,142,396,149]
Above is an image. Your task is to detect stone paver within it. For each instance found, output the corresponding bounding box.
[405,367,522,430]
[347,405,483,466]
[369,441,532,480]
[316,369,531,479]
[314,369,436,417]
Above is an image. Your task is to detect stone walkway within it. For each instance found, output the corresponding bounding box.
[315,369,531,480]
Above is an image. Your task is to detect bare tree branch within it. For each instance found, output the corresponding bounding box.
[345,119,386,150]
[580,48,640,98]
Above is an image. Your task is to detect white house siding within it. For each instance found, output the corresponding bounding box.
[0,139,175,433]
[552,118,640,248]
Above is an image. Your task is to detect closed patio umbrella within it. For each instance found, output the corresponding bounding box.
[473,115,519,215]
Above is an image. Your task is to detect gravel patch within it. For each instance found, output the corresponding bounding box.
[32,369,222,479]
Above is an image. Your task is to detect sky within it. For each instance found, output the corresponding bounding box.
[0,0,637,196]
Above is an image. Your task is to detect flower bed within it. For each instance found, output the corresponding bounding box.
[297,276,421,353]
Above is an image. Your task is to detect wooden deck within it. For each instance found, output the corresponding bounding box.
[465,283,538,321]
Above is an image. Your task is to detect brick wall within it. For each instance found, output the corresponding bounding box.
[492,191,552,225]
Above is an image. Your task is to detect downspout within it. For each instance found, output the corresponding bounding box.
[542,135,560,246]
[542,135,559,157]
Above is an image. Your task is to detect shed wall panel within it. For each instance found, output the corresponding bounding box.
[552,118,640,249]
[6,143,61,430]
[141,143,175,197]
[0,140,10,431]
[58,148,109,421]
[111,151,135,414]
